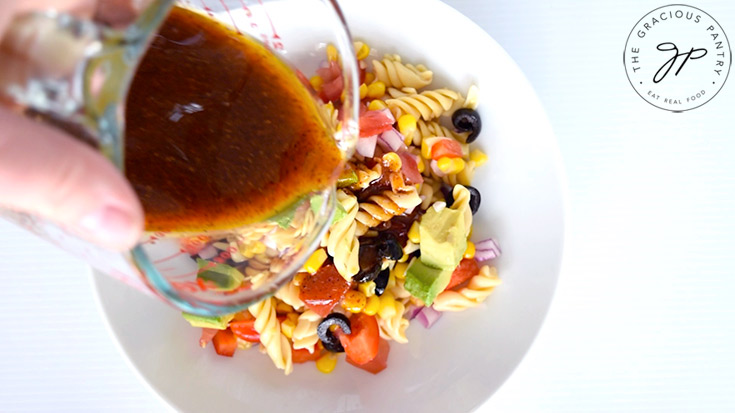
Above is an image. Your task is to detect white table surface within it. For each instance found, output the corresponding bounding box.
[2,0,735,411]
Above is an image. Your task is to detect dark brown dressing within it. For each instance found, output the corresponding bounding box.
[125,6,341,232]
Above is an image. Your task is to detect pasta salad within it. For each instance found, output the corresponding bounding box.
[182,41,501,375]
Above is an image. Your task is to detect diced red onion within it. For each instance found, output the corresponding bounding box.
[378,128,406,152]
[474,238,501,262]
[198,244,218,260]
[415,306,442,328]
[430,159,446,177]
[378,108,395,123]
[405,304,423,320]
[356,135,377,158]
[199,328,218,348]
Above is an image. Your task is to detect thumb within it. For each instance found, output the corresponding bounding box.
[0,107,144,250]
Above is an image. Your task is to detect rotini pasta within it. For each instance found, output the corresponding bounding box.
[450,185,473,236]
[377,293,409,343]
[355,186,422,235]
[248,297,293,375]
[274,276,304,311]
[432,266,501,311]
[386,88,463,121]
[324,190,360,280]
[372,55,433,89]
[292,310,321,353]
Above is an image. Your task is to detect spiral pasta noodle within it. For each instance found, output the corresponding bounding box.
[376,293,409,343]
[324,190,360,280]
[432,266,501,312]
[355,186,422,235]
[409,119,469,146]
[450,185,473,236]
[386,88,462,121]
[372,55,433,89]
[292,310,321,353]
[248,297,293,374]
[274,276,304,311]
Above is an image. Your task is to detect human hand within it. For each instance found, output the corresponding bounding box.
[0,0,144,251]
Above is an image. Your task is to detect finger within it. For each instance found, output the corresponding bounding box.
[0,107,144,250]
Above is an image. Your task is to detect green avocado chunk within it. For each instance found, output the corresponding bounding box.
[418,205,467,270]
[404,259,453,306]
[196,259,245,291]
[181,312,234,330]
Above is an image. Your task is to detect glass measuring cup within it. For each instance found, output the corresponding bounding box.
[0,0,359,315]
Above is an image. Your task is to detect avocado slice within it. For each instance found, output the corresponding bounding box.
[404,259,453,306]
[182,312,234,330]
[418,205,467,270]
[196,259,245,291]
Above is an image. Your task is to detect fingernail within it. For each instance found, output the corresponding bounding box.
[78,205,137,250]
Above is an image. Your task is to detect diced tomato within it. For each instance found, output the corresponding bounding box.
[430,138,463,160]
[445,258,480,291]
[299,265,352,317]
[229,319,260,343]
[347,338,390,374]
[335,313,380,365]
[397,150,423,184]
[212,329,237,357]
[199,328,218,348]
[292,345,323,364]
[359,110,395,137]
[317,60,341,82]
[320,75,344,103]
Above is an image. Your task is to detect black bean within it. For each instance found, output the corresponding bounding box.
[467,186,481,215]
[377,233,403,260]
[317,313,351,353]
[452,108,482,143]
[353,262,381,283]
[440,183,454,207]
[374,268,390,296]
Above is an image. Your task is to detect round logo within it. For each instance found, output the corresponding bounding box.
[624,4,731,112]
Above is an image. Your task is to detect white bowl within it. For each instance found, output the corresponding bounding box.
[92,0,567,411]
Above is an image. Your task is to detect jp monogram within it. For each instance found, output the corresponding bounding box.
[624,5,731,112]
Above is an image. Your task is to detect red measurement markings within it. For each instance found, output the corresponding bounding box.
[219,0,241,33]
[152,251,184,264]
[238,0,253,17]
[200,0,214,16]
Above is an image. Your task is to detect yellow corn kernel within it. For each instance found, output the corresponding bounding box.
[276,302,293,314]
[303,248,327,274]
[292,272,307,287]
[287,312,299,324]
[364,72,375,85]
[378,293,396,319]
[326,44,338,62]
[382,152,402,171]
[363,295,380,316]
[398,252,409,263]
[421,140,432,159]
[281,318,295,339]
[309,75,324,91]
[437,157,466,174]
[359,83,368,100]
[316,352,338,374]
[340,88,347,103]
[464,241,476,259]
[355,41,370,60]
[470,149,488,167]
[393,262,408,280]
[358,281,376,297]
[342,290,367,313]
[408,221,421,244]
[397,114,417,137]
[366,81,386,99]
[368,99,387,111]
[416,158,425,173]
